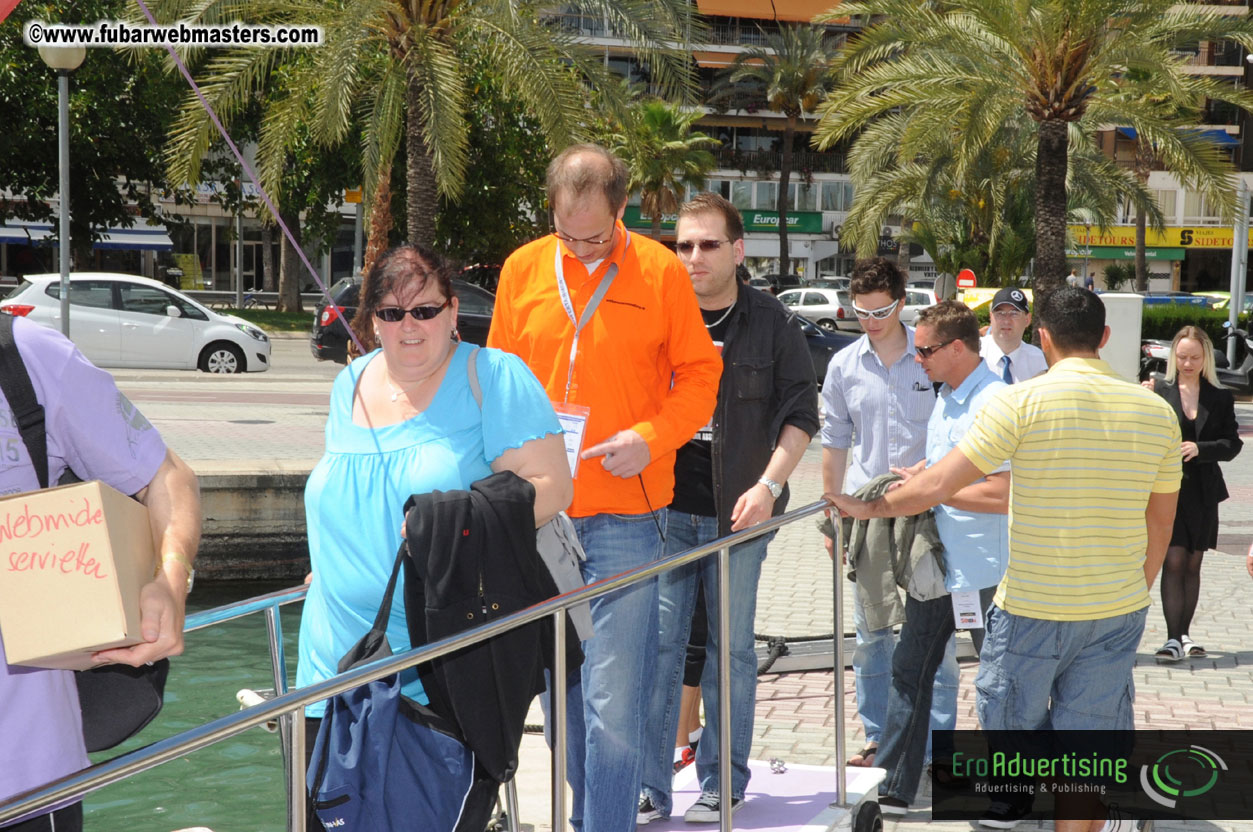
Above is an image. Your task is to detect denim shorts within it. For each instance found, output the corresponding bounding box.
[974,605,1147,731]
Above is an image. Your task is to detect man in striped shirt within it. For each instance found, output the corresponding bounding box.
[829,288,1181,832]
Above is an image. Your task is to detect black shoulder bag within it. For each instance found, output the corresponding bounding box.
[0,315,169,752]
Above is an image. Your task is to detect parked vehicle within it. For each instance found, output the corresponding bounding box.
[778,287,860,332]
[310,277,494,364]
[1215,323,1253,394]
[794,315,857,385]
[757,273,804,295]
[1,272,271,373]
[1194,291,1253,313]
[1139,338,1172,382]
[1138,291,1210,307]
[899,288,938,325]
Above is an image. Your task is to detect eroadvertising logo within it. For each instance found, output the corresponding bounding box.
[932,730,1253,821]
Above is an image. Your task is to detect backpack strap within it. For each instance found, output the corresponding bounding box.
[0,316,49,489]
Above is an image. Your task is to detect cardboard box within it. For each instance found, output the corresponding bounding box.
[0,480,155,670]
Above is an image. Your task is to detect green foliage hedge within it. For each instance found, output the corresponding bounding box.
[1140,306,1248,342]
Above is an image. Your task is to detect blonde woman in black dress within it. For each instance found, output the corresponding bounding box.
[1148,326,1242,661]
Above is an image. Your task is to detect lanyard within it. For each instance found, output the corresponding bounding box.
[554,229,629,402]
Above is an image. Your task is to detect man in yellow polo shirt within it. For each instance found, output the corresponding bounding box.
[828,287,1181,832]
[489,144,721,832]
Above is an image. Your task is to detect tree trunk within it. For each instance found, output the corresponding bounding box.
[406,65,438,247]
[1032,118,1070,297]
[1134,211,1148,293]
[776,115,796,275]
[651,207,662,241]
[364,162,394,277]
[277,208,303,314]
[261,223,276,292]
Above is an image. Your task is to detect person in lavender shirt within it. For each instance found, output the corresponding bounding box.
[0,317,201,832]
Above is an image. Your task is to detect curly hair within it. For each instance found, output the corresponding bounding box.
[347,244,454,356]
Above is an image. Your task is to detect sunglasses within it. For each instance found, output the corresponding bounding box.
[915,338,957,359]
[675,239,731,255]
[374,298,451,322]
[852,298,901,320]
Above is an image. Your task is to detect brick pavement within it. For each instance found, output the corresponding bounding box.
[118,352,1253,831]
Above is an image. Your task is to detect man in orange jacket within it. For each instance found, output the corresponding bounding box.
[489,144,721,832]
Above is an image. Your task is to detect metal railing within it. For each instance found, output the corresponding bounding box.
[0,500,844,832]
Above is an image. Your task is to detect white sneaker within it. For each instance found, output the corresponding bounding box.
[637,794,666,825]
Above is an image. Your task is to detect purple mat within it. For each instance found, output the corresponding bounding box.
[645,759,884,830]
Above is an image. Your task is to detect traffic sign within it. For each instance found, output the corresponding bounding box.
[956,268,977,289]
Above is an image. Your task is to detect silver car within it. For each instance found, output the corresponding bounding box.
[778,287,861,332]
[1,272,271,373]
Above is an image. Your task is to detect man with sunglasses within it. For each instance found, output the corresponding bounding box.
[871,301,1009,818]
[489,144,721,832]
[820,257,960,769]
[637,193,818,824]
[980,287,1047,384]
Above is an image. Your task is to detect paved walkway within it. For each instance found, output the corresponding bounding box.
[117,345,1253,831]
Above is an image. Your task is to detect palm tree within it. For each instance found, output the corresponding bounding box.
[725,23,837,275]
[156,0,699,248]
[842,113,1162,285]
[611,100,718,239]
[814,0,1253,294]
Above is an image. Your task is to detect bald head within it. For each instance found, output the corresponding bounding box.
[547,144,629,215]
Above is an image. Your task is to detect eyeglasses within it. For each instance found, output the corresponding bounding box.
[991,307,1024,319]
[915,338,957,359]
[553,226,615,246]
[675,239,731,255]
[374,298,451,322]
[851,299,901,320]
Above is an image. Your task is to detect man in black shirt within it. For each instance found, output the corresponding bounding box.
[637,193,819,824]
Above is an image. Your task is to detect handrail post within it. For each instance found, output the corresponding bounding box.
[551,609,567,832]
[264,603,304,831]
[832,515,847,808]
[717,544,733,832]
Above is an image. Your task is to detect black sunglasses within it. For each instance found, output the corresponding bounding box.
[674,239,731,255]
[915,338,957,359]
[374,298,451,322]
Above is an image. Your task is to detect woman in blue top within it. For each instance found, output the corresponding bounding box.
[296,245,571,758]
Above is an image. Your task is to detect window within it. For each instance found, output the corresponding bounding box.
[777,290,802,305]
[456,285,495,316]
[730,181,753,210]
[796,183,819,212]
[755,181,778,210]
[118,283,208,319]
[803,292,826,306]
[1183,190,1222,225]
[44,280,113,309]
[822,181,855,212]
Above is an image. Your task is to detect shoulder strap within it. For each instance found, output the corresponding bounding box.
[0,316,49,489]
[466,347,482,410]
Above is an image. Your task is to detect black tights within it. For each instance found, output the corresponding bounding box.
[1160,546,1204,642]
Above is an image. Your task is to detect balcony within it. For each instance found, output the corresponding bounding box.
[713,148,847,175]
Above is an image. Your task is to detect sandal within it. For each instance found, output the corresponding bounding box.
[1180,635,1207,658]
[1155,639,1183,663]
[848,744,877,767]
[930,761,971,789]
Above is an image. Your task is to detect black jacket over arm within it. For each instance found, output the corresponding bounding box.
[1157,379,1242,505]
[402,470,582,783]
[710,282,821,537]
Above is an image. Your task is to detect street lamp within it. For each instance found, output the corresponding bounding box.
[37,44,85,337]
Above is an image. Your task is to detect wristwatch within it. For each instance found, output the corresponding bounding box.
[757,477,783,499]
[162,552,196,595]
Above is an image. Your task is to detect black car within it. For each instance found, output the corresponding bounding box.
[310,277,496,363]
[795,315,857,385]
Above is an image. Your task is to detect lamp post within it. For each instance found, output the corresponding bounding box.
[38,44,85,337]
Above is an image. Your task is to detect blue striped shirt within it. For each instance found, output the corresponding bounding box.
[821,326,935,492]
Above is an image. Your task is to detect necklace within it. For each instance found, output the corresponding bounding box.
[385,360,446,402]
[704,303,735,329]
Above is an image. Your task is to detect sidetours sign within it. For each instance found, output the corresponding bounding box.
[1069,225,1253,250]
[624,206,823,234]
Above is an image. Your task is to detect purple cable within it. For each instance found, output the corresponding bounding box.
[131,0,366,357]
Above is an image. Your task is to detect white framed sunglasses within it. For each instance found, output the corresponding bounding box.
[851,298,901,320]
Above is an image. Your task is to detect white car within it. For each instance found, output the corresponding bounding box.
[777,288,861,332]
[1,272,271,373]
[899,288,938,325]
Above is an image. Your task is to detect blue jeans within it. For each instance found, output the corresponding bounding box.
[640,512,772,816]
[853,590,959,748]
[975,605,1145,731]
[877,586,996,803]
[561,511,665,832]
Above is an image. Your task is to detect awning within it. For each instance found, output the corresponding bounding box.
[94,226,174,251]
[0,220,52,244]
[0,221,173,250]
[1115,126,1239,146]
[695,0,837,22]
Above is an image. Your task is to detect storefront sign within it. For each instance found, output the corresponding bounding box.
[623,206,823,234]
[1065,246,1186,261]
[1069,225,1253,249]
